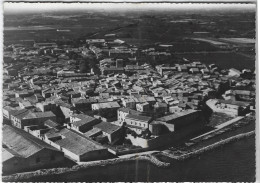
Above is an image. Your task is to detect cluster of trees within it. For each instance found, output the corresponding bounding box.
[78,55,94,73]
[125,128,152,139]
[79,54,97,73]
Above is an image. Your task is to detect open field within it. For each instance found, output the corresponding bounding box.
[191,38,228,46]
[4,26,55,31]
[170,40,222,52]
[208,112,234,127]
[219,38,255,44]
[174,52,255,70]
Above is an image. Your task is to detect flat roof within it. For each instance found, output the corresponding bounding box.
[3,125,58,159]
[48,128,106,155]
[126,114,152,123]
[94,122,121,134]
[157,109,198,122]
[218,99,251,107]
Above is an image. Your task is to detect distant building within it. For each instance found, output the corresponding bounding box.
[222,90,255,102]
[34,43,58,48]
[124,65,145,73]
[169,106,183,114]
[206,99,250,116]
[36,101,56,112]
[101,67,124,75]
[58,103,74,123]
[136,102,150,112]
[116,59,124,68]
[15,90,34,98]
[234,90,255,102]
[108,49,134,58]
[189,68,200,74]
[3,106,18,120]
[178,65,188,72]
[92,101,120,111]
[125,114,152,134]
[71,98,97,109]
[69,114,100,133]
[200,68,210,75]
[10,110,56,129]
[154,102,168,117]
[117,107,142,123]
[4,68,18,76]
[93,122,122,144]
[156,66,177,75]
[229,68,241,76]
[19,100,34,109]
[86,39,106,44]
[121,98,136,109]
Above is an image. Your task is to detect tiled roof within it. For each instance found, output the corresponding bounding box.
[218,99,250,107]
[94,122,121,134]
[48,128,106,155]
[83,128,102,137]
[72,114,98,127]
[126,114,152,123]
[2,148,22,162]
[92,101,120,109]
[23,111,56,119]
[157,109,198,122]
[44,119,59,128]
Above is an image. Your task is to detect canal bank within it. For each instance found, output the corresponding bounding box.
[161,131,254,160]
[3,131,255,182]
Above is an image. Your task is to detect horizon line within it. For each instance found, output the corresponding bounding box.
[3,0,256,3]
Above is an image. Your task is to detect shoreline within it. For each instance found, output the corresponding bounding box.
[2,154,170,182]
[178,130,255,160]
[2,131,254,182]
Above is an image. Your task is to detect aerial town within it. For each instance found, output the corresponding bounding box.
[2,3,256,181]
[3,35,255,175]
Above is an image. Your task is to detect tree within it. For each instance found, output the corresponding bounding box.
[141,129,152,139]
[131,131,138,138]
[79,54,96,73]
[79,60,89,73]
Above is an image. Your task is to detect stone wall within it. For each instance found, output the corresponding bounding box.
[3,155,170,182]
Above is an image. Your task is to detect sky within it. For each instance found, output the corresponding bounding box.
[3,2,256,14]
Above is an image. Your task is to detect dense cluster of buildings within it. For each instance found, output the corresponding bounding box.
[2,37,255,174]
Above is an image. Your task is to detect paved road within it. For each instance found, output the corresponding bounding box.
[76,150,160,165]
[118,150,160,158]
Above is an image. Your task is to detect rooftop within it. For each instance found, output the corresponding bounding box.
[23,111,56,119]
[72,114,98,127]
[126,114,152,123]
[92,101,120,109]
[46,128,106,155]
[94,122,121,134]
[3,125,59,159]
[157,109,199,122]
[218,99,251,107]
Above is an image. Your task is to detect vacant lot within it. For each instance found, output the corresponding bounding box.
[208,112,234,127]
[4,26,101,45]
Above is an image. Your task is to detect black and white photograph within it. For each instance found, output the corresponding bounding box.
[1,1,257,182]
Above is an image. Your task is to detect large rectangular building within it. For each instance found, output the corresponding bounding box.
[44,128,110,162]
[2,125,64,175]
[125,114,152,134]
[10,110,56,129]
[156,110,201,131]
